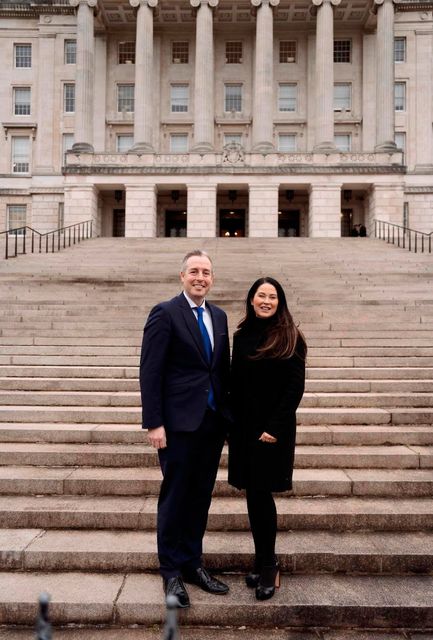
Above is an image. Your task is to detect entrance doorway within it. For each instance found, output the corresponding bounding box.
[278,210,300,237]
[165,210,187,237]
[219,209,246,237]
[341,208,354,236]
[113,209,125,237]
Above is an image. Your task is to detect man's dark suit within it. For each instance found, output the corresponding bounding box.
[140,292,231,579]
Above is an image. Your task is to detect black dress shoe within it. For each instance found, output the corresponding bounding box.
[163,576,190,608]
[183,567,229,594]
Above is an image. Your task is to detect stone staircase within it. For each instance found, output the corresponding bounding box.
[0,237,433,639]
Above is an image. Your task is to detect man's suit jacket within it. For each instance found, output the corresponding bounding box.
[140,293,231,432]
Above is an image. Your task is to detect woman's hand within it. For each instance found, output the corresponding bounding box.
[259,431,277,443]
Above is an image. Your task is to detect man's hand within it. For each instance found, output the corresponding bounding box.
[148,425,167,449]
[259,431,277,443]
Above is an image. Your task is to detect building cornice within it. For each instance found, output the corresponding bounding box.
[0,1,74,17]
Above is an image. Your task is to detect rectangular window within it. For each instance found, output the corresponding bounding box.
[7,204,27,234]
[118,42,135,64]
[224,133,242,146]
[225,41,243,64]
[394,82,406,111]
[278,84,297,112]
[394,37,406,63]
[334,39,351,63]
[116,134,133,152]
[117,84,134,112]
[334,133,351,152]
[63,83,75,113]
[170,84,189,113]
[15,44,32,68]
[172,41,189,64]
[64,39,76,64]
[279,40,297,63]
[334,83,351,111]
[224,84,242,112]
[12,136,30,173]
[278,134,297,152]
[14,87,31,115]
[62,133,74,163]
[170,133,188,153]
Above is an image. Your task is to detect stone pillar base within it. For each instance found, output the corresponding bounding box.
[375,141,397,152]
[367,183,404,232]
[309,183,342,237]
[187,184,217,237]
[72,142,94,153]
[64,185,100,234]
[191,142,214,153]
[252,142,275,154]
[313,141,336,152]
[249,185,278,237]
[130,142,154,154]
[125,185,157,237]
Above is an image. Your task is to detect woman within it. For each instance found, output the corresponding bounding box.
[228,277,307,601]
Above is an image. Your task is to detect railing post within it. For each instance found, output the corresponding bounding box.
[73,226,76,245]
[23,228,26,255]
[5,232,8,260]
[58,230,61,252]
[46,235,49,253]
[32,231,35,253]
[392,225,395,245]
[14,230,18,257]
[63,229,66,249]
[422,234,424,253]
[430,235,432,254]
[414,232,418,254]
[90,220,93,237]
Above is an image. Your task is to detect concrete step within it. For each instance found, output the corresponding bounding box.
[2,528,433,574]
[0,571,432,628]
[0,495,431,531]
[0,466,432,497]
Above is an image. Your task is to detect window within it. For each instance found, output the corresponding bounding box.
[278,84,297,112]
[224,84,242,112]
[170,84,189,113]
[225,41,242,64]
[394,82,406,111]
[7,205,26,234]
[334,39,351,63]
[334,133,351,152]
[118,42,135,64]
[224,133,242,146]
[62,133,74,162]
[12,137,30,173]
[64,40,76,64]
[394,37,406,63]
[117,134,133,152]
[14,87,31,115]
[64,83,75,113]
[278,134,297,152]
[58,203,64,230]
[117,84,134,112]
[334,83,351,111]
[15,44,31,68]
[279,41,297,63]
[172,42,189,64]
[170,134,188,153]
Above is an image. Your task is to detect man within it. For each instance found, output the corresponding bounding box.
[140,250,231,608]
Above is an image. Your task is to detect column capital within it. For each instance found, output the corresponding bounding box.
[69,0,97,7]
[129,0,158,6]
[251,0,280,6]
[190,0,219,7]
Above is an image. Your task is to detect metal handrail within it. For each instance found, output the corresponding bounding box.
[375,219,432,255]
[0,220,93,260]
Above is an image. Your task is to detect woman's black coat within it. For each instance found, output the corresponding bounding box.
[228,318,306,492]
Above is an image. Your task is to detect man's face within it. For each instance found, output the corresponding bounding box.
[180,256,214,305]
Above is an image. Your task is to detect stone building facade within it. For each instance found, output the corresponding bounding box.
[0,0,432,238]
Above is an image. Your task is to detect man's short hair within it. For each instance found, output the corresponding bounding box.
[181,250,213,273]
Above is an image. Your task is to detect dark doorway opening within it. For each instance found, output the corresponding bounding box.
[278,210,300,237]
[219,209,245,237]
[113,209,125,237]
[165,210,187,237]
[341,208,353,237]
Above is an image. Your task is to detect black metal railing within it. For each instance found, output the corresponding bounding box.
[375,219,432,254]
[0,220,93,260]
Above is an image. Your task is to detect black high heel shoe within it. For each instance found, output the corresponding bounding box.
[245,556,261,588]
[255,562,280,601]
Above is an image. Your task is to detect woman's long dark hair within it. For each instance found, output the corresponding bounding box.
[236,277,307,360]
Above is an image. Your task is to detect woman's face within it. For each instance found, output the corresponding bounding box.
[251,283,279,319]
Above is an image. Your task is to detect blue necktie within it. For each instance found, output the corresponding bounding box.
[195,307,216,410]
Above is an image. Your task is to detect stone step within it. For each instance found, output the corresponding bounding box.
[0,495,431,531]
[0,571,432,628]
[2,528,433,574]
[0,466,432,497]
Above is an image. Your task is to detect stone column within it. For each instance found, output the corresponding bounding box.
[190,0,218,152]
[249,185,279,236]
[309,183,342,237]
[125,185,157,236]
[251,0,279,152]
[69,0,97,153]
[129,0,158,153]
[367,183,404,229]
[415,31,432,168]
[64,185,99,229]
[35,34,55,173]
[374,0,397,151]
[312,0,340,151]
[187,184,217,237]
